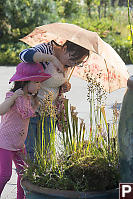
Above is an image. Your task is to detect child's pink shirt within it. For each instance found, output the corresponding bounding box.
[0,92,35,151]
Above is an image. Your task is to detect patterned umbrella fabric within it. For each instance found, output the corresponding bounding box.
[20,22,129,93]
[72,36,128,92]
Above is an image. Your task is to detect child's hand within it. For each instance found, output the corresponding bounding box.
[13,89,24,99]
[0,89,24,115]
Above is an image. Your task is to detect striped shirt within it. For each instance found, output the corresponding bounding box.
[19,41,53,65]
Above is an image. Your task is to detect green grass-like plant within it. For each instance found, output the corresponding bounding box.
[23,82,119,192]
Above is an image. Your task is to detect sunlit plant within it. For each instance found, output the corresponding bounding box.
[23,78,120,191]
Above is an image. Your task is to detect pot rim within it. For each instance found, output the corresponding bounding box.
[21,178,119,199]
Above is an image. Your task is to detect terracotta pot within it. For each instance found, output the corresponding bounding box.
[21,179,119,199]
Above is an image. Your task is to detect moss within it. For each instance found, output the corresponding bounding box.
[24,155,119,192]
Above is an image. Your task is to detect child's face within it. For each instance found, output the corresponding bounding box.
[27,81,41,94]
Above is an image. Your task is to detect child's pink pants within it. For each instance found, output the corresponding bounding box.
[0,148,26,199]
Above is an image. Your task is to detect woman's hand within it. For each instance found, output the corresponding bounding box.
[33,52,64,74]
[60,81,71,93]
[50,55,64,74]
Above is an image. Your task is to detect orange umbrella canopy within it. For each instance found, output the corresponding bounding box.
[20,22,129,93]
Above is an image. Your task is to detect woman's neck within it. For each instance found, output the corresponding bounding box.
[53,44,62,60]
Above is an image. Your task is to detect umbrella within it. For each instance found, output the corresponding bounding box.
[20,22,129,93]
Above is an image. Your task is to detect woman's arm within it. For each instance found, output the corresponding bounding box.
[19,42,64,73]
[0,89,24,115]
[19,42,53,63]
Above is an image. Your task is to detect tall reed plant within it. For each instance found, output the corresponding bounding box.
[23,81,119,191]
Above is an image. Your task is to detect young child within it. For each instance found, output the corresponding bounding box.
[0,62,51,199]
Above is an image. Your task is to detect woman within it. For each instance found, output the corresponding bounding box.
[19,40,90,159]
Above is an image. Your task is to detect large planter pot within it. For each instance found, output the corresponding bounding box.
[21,179,119,199]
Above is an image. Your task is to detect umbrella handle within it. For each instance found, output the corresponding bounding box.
[68,66,75,82]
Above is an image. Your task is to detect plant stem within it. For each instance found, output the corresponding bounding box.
[128,0,133,47]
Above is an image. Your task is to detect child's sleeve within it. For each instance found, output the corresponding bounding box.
[15,96,35,119]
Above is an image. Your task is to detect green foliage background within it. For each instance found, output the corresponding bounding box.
[0,0,132,65]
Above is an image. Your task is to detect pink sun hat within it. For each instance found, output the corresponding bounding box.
[9,62,51,83]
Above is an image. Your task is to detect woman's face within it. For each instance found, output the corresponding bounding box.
[59,46,87,69]
[27,81,41,95]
